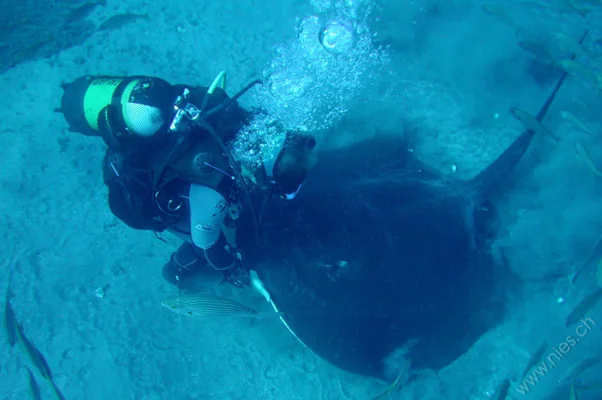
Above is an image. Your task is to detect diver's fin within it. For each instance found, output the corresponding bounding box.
[469,30,588,201]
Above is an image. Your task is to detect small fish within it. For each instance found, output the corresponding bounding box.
[481,5,517,29]
[558,59,598,86]
[572,96,596,117]
[162,294,264,318]
[569,356,602,381]
[518,41,556,64]
[571,233,602,284]
[369,364,407,400]
[519,0,552,10]
[521,341,548,379]
[552,32,588,57]
[570,379,579,400]
[560,111,592,135]
[543,0,595,16]
[566,0,594,17]
[510,107,560,141]
[560,356,602,386]
[50,379,67,400]
[574,142,602,178]
[4,287,17,347]
[26,367,41,400]
[16,323,53,380]
[99,13,150,31]
[64,0,107,24]
[492,378,510,400]
[565,287,602,326]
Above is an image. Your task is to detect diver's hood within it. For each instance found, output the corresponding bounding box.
[258,132,315,200]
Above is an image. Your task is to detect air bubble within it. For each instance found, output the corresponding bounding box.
[319,20,356,55]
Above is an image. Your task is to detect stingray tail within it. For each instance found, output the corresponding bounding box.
[469,30,588,201]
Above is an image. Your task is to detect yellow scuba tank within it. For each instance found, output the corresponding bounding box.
[56,75,175,148]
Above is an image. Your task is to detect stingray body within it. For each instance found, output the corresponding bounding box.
[237,59,573,379]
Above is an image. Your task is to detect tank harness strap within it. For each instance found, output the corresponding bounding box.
[151,134,195,190]
[151,80,227,192]
[151,79,264,240]
[202,79,261,120]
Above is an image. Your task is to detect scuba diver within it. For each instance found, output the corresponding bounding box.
[56,73,317,288]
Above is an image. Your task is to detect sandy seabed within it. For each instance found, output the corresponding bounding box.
[1,1,602,399]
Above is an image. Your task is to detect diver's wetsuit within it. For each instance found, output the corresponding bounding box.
[105,85,252,288]
[58,76,252,287]
[59,75,314,289]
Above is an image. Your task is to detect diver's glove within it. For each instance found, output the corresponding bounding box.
[223,244,249,288]
[223,258,250,288]
[201,233,248,287]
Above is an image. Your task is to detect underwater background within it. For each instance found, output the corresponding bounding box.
[1,0,601,399]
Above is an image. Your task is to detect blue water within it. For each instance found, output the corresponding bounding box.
[1,0,601,399]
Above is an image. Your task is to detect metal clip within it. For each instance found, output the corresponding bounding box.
[183,103,201,121]
[168,88,191,132]
[169,109,185,132]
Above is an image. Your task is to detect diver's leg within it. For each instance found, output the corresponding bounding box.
[203,233,249,288]
[163,239,248,289]
[186,183,248,287]
[162,242,204,289]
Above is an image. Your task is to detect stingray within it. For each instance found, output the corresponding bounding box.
[237,36,583,380]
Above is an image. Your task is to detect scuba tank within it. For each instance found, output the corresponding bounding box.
[56,75,175,150]
[56,73,265,241]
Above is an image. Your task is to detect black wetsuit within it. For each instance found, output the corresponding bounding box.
[102,85,249,231]
[102,85,253,287]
